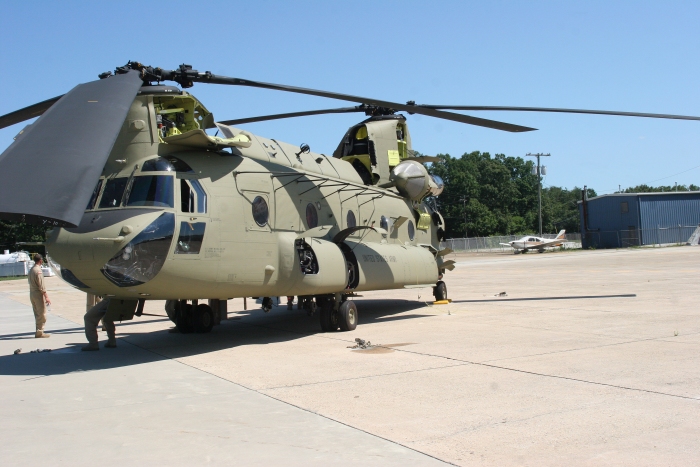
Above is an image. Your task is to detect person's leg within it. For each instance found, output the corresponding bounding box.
[83,299,109,350]
[30,292,48,337]
[103,315,116,348]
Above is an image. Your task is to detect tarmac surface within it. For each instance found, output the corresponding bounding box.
[1,246,699,466]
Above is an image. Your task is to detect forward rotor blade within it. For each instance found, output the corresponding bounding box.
[198,75,537,132]
[219,106,364,125]
[0,95,64,130]
[417,105,700,122]
[0,71,144,227]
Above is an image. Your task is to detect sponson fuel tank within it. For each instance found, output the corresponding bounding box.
[345,241,438,291]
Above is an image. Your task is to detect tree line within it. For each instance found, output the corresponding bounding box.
[427,151,698,239]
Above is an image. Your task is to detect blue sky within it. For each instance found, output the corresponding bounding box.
[1,1,698,194]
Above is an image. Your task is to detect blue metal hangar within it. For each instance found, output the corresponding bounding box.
[578,191,700,249]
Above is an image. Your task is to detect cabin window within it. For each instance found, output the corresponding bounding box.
[306,203,318,228]
[252,196,269,226]
[408,220,415,241]
[126,176,174,208]
[98,177,128,208]
[175,222,206,254]
[621,202,629,213]
[86,179,103,210]
[347,210,356,228]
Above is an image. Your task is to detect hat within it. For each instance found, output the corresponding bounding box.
[33,253,43,262]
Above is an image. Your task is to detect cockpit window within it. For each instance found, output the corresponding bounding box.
[126,175,174,208]
[86,179,103,210]
[98,177,128,208]
[142,156,194,173]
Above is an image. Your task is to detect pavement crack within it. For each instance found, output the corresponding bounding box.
[263,363,469,390]
[388,346,700,402]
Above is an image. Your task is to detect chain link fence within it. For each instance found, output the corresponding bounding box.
[439,233,582,253]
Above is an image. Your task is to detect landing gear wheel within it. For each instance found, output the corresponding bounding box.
[261,297,273,313]
[338,300,358,331]
[433,281,447,301]
[318,296,339,332]
[538,249,545,253]
[194,304,214,333]
[165,300,177,324]
[175,302,194,334]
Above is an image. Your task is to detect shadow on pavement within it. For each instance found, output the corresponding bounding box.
[0,298,430,376]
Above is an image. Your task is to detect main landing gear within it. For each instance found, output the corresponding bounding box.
[298,294,358,333]
[166,299,225,334]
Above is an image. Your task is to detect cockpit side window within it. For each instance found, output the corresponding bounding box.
[86,179,103,210]
[98,178,128,209]
[180,179,207,213]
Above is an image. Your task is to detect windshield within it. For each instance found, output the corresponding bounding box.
[126,175,174,208]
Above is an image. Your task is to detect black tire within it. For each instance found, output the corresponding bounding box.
[175,303,194,334]
[194,304,215,333]
[538,249,545,253]
[433,281,447,301]
[318,296,338,332]
[338,300,358,331]
[165,300,177,324]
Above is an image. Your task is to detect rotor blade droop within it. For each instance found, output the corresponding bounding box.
[0,71,144,227]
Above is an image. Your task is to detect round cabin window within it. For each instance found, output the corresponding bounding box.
[347,210,356,228]
[380,215,388,231]
[306,203,318,228]
[408,220,415,241]
[252,196,269,226]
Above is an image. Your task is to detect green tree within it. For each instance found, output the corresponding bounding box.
[0,221,48,255]
[428,151,538,237]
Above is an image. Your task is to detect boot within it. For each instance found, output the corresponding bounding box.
[81,343,99,351]
[104,339,117,348]
[35,331,50,338]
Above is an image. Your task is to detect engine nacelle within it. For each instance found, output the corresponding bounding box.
[390,160,444,201]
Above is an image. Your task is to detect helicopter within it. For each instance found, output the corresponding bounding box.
[1,61,698,334]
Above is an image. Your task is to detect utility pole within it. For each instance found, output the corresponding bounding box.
[526,153,551,237]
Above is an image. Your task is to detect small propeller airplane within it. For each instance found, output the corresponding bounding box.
[500,230,567,253]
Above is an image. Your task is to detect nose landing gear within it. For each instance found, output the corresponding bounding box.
[165,299,215,334]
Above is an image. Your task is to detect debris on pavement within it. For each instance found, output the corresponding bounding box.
[347,338,377,350]
[14,348,21,355]
[495,291,508,297]
[29,349,52,353]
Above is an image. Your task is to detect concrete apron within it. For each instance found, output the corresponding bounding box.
[0,293,446,467]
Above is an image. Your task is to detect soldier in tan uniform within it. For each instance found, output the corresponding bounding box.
[28,254,51,338]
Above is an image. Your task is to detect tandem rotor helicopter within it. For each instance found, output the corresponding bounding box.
[1,61,698,334]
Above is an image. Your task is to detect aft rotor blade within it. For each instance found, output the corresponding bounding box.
[0,95,64,130]
[198,75,537,132]
[219,106,365,125]
[0,71,144,227]
[417,105,700,122]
